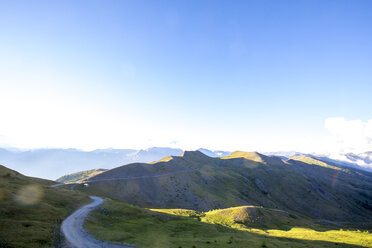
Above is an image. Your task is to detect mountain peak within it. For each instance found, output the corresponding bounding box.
[179,150,210,160]
[222,151,285,165]
[224,151,267,162]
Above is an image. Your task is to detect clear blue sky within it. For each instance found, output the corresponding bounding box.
[0,0,371,153]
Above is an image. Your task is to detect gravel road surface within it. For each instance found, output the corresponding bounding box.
[61,196,136,248]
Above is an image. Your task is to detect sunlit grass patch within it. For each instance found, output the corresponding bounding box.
[252,227,372,248]
[150,208,200,217]
[85,199,371,248]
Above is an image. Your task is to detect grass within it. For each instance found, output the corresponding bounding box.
[85,199,372,248]
[2,151,370,247]
[56,168,107,183]
[200,206,311,229]
[250,228,372,248]
[289,155,351,173]
[0,165,90,248]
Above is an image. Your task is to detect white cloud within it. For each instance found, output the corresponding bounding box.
[324,117,372,154]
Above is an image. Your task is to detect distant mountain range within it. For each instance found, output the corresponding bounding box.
[197,148,231,157]
[0,147,181,180]
[262,151,372,172]
[0,147,371,180]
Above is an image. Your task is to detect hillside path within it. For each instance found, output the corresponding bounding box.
[86,169,197,183]
[61,196,136,248]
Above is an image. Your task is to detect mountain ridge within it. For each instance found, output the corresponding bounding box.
[2,146,372,180]
[82,151,372,223]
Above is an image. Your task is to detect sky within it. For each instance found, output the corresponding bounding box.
[0,0,371,154]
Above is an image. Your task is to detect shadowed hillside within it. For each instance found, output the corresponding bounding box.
[0,165,89,248]
[82,151,372,224]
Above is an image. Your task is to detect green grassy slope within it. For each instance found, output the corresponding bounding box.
[289,155,346,171]
[83,151,372,223]
[0,165,90,248]
[85,199,372,248]
[56,168,107,183]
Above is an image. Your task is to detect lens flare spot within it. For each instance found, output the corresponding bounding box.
[14,184,44,206]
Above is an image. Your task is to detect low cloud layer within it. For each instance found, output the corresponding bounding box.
[324,117,372,154]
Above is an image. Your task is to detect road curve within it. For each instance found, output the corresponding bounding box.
[62,196,136,248]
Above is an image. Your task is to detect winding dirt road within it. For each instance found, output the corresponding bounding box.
[61,196,136,248]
